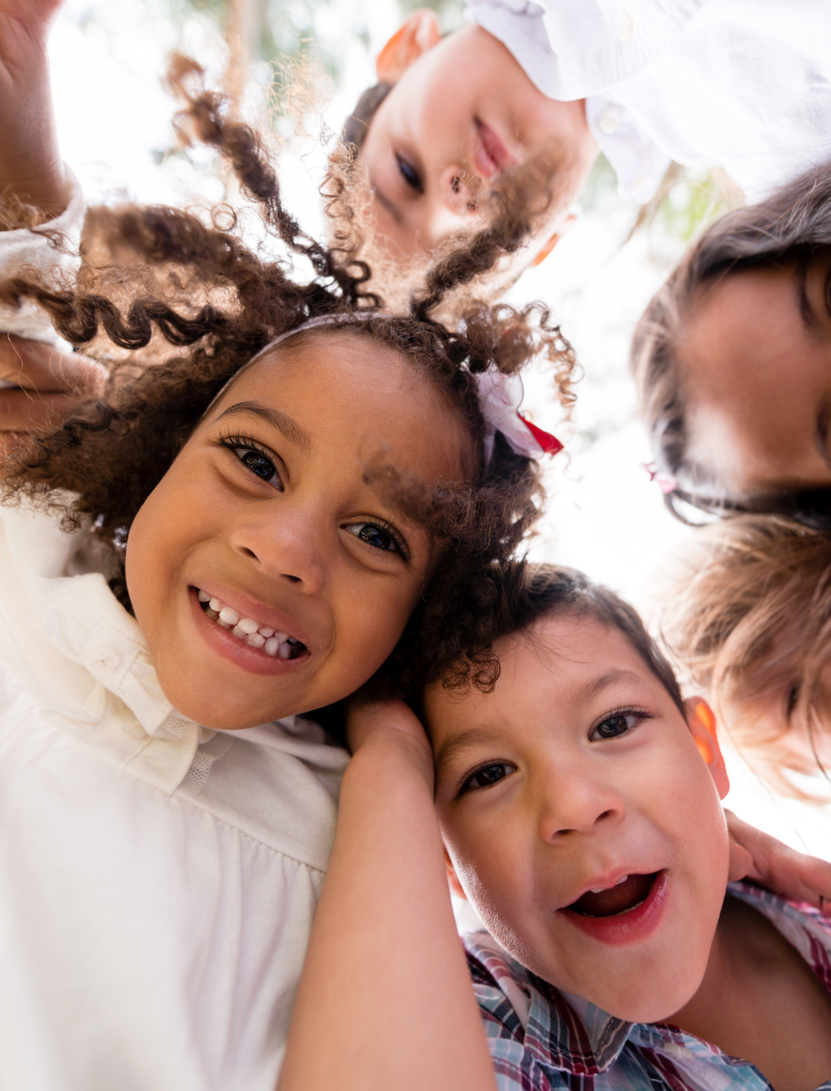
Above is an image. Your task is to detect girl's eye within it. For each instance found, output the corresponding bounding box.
[346,521,407,557]
[460,762,515,795]
[396,152,423,194]
[220,437,282,488]
[591,710,645,741]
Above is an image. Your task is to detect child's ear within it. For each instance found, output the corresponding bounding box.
[376,9,441,84]
[530,213,576,267]
[444,846,468,901]
[685,697,730,799]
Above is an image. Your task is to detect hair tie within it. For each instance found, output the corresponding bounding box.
[642,460,677,494]
[476,370,563,469]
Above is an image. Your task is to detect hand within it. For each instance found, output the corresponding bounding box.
[0,0,67,221]
[725,809,831,914]
[345,698,435,787]
[0,334,105,449]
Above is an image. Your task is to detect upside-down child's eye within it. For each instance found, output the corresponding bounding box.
[396,153,423,193]
[459,762,515,795]
[591,710,645,741]
[346,520,408,558]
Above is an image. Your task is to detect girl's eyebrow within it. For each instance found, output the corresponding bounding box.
[215,401,311,451]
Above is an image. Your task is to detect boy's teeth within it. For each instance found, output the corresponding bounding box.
[196,588,305,658]
[590,875,629,894]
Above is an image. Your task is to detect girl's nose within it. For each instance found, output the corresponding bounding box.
[440,164,482,216]
[537,767,624,842]
[230,503,327,594]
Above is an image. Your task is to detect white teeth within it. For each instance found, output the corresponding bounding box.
[590,875,629,894]
[196,588,303,658]
[219,606,239,626]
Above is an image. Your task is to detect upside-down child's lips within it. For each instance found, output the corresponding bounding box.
[473,120,516,180]
[560,870,669,946]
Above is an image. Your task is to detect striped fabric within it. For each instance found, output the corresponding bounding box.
[465,882,831,1090]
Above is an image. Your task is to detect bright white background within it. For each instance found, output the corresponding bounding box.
[45,0,831,856]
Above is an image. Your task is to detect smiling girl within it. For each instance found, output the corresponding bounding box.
[0,41,574,1091]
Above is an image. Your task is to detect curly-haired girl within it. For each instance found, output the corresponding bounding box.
[0,6,574,1089]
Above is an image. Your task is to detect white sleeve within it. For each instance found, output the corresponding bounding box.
[0,166,84,346]
[465,0,704,101]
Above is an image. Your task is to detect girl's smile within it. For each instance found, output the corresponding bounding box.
[125,328,469,730]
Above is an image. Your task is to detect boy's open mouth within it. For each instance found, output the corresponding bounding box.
[566,873,659,918]
[196,589,307,660]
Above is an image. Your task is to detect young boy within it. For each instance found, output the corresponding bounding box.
[278,564,831,1091]
[350,2,831,264]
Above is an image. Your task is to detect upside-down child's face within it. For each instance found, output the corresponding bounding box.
[681,255,831,495]
[427,614,731,1023]
[361,21,597,260]
[125,329,469,730]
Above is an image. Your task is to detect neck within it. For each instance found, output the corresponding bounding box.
[664,893,831,1091]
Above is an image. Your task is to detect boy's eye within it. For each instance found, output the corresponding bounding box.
[591,710,644,741]
[396,152,423,194]
[346,520,407,557]
[220,436,282,488]
[460,761,515,795]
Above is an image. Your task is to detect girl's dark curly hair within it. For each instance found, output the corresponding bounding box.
[0,60,577,693]
[631,159,831,529]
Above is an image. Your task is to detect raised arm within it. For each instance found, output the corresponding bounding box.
[0,0,67,223]
[278,700,497,1091]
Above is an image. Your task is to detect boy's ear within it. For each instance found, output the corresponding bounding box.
[530,213,576,267]
[685,697,730,799]
[444,846,468,901]
[376,9,441,84]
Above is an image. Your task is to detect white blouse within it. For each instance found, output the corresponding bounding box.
[0,189,349,1090]
[468,0,831,203]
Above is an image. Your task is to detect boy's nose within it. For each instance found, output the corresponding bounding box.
[440,164,483,216]
[230,503,327,594]
[537,770,624,842]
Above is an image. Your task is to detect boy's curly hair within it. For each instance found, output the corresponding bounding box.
[0,59,577,694]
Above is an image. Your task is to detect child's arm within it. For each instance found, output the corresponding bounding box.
[277,700,497,1091]
[0,335,104,447]
[725,810,831,913]
[0,0,67,223]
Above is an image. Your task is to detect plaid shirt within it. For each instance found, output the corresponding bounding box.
[465,882,831,1090]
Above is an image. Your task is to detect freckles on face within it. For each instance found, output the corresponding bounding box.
[427,616,729,1022]
[124,329,470,730]
[680,258,831,495]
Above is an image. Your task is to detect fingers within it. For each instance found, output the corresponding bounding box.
[725,808,831,914]
[0,387,85,434]
[0,334,106,396]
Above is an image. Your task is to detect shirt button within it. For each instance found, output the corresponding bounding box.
[598,106,622,135]
[616,7,634,44]
[90,646,121,673]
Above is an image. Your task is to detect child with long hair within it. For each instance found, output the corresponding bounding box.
[649,514,831,801]
[632,159,831,527]
[0,10,578,1088]
[279,563,831,1091]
